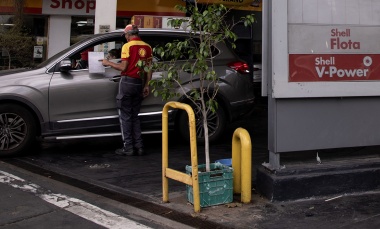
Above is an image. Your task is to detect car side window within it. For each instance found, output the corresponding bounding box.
[73,47,93,70]
[141,35,194,61]
[141,35,219,61]
[52,36,125,72]
[72,42,123,70]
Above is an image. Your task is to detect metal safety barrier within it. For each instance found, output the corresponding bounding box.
[232,127,252,203]
[162,101,201,212]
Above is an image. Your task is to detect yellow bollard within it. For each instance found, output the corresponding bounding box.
[162,102,201,213]
[232,127,252,203]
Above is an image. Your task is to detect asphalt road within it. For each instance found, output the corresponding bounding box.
[0,161,192,229]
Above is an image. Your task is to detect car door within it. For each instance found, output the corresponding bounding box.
[48,45,122,134]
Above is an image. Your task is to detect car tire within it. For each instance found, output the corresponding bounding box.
[177,102,226,144]
[0,104,37,157]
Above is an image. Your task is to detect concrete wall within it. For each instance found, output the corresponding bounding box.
[272,97,380,153]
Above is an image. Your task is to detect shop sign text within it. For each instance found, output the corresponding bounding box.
[330,29,360,50]
[42,0,96,15]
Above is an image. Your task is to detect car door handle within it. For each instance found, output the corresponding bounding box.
[110,75,121,82]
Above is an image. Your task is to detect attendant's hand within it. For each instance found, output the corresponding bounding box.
[143,86,150,97]
[100,59,110,66]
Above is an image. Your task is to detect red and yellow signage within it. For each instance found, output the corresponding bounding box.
[196,0,253,6]
[195,0,262,11]
[117,0,185,17]
[0,0,185,16]
[0,0,261,15]
[0,0,42,14]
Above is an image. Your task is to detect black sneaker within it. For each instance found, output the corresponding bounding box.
[115,148,135,156]
[136,148,145,156]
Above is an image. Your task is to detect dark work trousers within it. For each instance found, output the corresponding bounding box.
[117,76,144,151]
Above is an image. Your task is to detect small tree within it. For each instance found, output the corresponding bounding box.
[0,29,34,69]
[0,0,34,69]
[141,2,255,172]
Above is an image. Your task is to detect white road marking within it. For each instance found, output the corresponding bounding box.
[0,170,152,229]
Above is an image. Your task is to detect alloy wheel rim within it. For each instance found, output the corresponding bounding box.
[0,113,27,151]
[193,106,219,139]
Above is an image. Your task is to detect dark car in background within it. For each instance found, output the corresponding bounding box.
[0,28,254,156]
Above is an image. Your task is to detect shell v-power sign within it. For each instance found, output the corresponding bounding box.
[289,25,380,82]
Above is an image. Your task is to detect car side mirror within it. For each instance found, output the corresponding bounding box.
[59,59,73,72]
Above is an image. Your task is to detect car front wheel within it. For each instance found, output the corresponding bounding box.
[177,102,226,143]
[0,104,36,156]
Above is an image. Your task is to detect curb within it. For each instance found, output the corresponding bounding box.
[256,157,380,201]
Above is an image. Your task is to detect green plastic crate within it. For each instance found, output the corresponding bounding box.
[186,162,233,207]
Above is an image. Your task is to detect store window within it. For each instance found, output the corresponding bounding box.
[0,15,47,69]
[70,16,95,45]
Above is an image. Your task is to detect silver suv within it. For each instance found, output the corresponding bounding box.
[0,28,254,156]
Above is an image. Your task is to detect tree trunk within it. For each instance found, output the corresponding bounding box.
[201,99,210,172]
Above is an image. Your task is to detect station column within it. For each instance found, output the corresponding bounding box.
[95,0,117,52]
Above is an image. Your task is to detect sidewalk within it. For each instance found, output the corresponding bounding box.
[3,102,380,228]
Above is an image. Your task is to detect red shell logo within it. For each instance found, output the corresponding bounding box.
[138,48,147,58]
